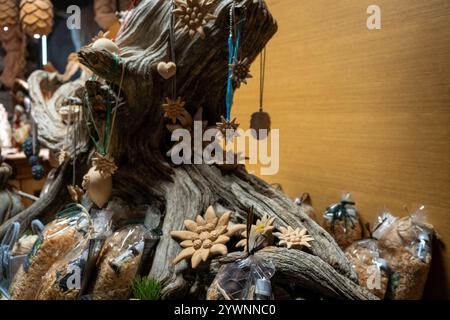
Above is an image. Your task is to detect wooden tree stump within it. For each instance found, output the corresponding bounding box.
[1,0,376,300]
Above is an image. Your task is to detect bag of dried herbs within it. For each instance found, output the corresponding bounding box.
[207,207,276,300]
[10,204,91,300]
[36,209,114,300]
[376,206,434,300]
[90,224,148,300]
[322,193,363,249]
[345,239,389,299]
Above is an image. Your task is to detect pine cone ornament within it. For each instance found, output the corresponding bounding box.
[0,0,19,30]
[19,0,53,37]
[28,155,39,166]
[22,137,37,158]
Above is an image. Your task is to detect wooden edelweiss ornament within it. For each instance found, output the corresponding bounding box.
[273,226,314,249]
[173,0,217,39]
[162,97,188,124]
[250,47,271,139]
[231,57,252,88]
[19,0,53,37]
[82,153,118,208]
[67,185,84,203]
[170,206,245,268]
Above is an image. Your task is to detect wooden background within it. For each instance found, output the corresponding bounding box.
[234,0,450,298]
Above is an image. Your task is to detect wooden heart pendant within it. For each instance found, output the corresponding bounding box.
[157,61,177,80]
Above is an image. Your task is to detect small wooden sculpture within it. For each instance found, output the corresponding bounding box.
[173,0,217,39]
[19,0,53,37]
[171,206,234,268]
[236,214,274,251]
[274,226,314,249]
[0,25,26,88]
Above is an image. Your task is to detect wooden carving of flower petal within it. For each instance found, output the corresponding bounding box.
[180,240,193,248]
[298,228,307,237]
[227,224,246,236]
[214,235,230,244]
[184,220,198,232]
[279,226,288,234]
[217,211,231,227]
[210,243,228,256]
[170,230,198,241]
[236,239,246,248]
[196,215,206,226]
[273,232,282,238]
[191,250,203,268]
[173,247,195,265]
[199,248,210,262]
[204,206,217,223]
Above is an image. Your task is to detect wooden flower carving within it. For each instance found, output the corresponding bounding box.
[91,153,118,178]
[173,0,217,39]
[274,226,314,249]
[236,214,275,251]
[171,206,237,268]
[162,97,187,124]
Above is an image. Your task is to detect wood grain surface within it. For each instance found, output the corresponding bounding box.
[234,0,450,298]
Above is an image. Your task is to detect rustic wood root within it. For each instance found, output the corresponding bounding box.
[9,0,374,300]
[148,164,369,299]
[210,248,376,300]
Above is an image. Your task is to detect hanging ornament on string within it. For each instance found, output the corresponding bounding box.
[250,47,271,140]
[216,3,245,139]
[172,0,217,39]
[162,0,188,126]
[82,54,124,208]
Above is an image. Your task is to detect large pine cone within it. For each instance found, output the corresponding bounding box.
[0,0,19,29]
[19,0,53,37]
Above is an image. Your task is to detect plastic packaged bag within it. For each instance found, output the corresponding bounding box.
[207,255,276,300]
[36,209,115,300]
[322,193,363,249]
[345,239,389,299]
[376,206,433,300]
[10,204,91,300]
[0,222,20,299]
[90,224,147,300]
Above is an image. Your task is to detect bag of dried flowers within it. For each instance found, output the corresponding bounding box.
[90,224,147,300]
[207,255,276,300]
[36,209,114,300]
[345,239,389,299]
[376,206,434,300]
[10,204,91,300]
[322,193,363,249]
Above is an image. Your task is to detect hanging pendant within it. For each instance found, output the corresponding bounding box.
[157,61,177,80]
[82,166,113,208]
[250,110,271,140]
[162,97,188,124]
[82,153,118,208]
[231,57,252,88]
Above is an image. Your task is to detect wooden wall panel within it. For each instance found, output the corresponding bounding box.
[234,0,450,298]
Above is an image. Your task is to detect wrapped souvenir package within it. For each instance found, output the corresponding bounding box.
[323,193,363,249]
[90,224,147,300]
[36,210,113,300]
[207,255,275,300]
[345,239,388,299]
[10,206,91,300]
[375,207,433,300]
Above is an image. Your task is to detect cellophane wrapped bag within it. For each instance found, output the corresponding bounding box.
[375,206,434,300]
[345,239,389,299]
[207,255,276,300]
[10,204,91,300]
[90,224,147,300]
[36,209,113,300]
[322,193,363,249]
